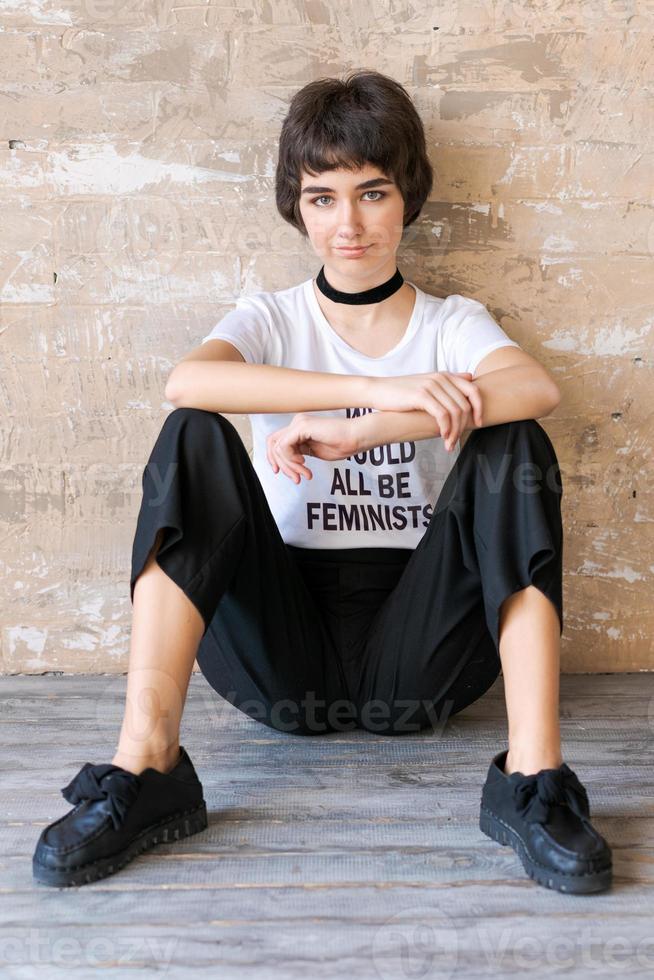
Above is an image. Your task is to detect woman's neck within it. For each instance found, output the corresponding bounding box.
[312,279,417,358]
[313,262,413,334]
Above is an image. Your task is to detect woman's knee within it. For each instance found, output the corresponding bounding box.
[466,417,543,449]
[163,406,235,434]
[464,419,561,488]
[511,419,562,491]
[157,408,241,459]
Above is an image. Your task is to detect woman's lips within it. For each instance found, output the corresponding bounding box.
[334,245,370,256]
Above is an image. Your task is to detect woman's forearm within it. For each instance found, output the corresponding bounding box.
[354,409,441,452]
[165,362,373,414]
[353,367,560,452]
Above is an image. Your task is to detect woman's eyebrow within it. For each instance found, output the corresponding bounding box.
[300,178,394,195]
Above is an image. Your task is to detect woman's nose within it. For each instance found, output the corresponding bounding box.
[333,203,364,232]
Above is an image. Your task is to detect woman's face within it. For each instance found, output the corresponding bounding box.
[298,163,406,276]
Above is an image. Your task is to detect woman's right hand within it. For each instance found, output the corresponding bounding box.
[366,372,483,451]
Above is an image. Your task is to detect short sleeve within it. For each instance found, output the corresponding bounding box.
[438,294,521,375]
[201,295,272,365]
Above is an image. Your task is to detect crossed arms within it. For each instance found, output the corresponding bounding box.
[165,354,561,452]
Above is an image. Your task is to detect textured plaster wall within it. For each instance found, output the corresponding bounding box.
[1,2,652,674]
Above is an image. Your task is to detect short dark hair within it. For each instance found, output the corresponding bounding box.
[275,69,434,237]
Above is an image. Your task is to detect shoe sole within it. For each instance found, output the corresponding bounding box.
[479,804,612,895]
[32,801,208,888]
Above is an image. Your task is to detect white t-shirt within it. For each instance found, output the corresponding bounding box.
[201,276,520,550]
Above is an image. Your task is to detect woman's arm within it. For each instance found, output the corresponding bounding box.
[165,361,374,415]
[352,365,561,452]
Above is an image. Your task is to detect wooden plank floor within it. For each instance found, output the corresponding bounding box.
[2,672,653,979]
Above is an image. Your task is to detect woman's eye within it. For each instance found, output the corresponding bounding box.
[311,191,386,207]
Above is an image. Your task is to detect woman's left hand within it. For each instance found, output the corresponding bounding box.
[266,414,359,484]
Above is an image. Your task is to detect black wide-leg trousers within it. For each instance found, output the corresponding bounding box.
[129,408,563,737]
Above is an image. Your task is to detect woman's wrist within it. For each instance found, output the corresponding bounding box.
[362,375,379,409]
[353,409,444,454]
[351,412,377,453]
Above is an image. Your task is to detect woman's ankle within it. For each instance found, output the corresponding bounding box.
[505,747,564,776]
[111,742,181,776]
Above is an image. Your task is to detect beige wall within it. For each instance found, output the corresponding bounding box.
[1,2,652,673]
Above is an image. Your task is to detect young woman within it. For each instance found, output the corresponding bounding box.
[33,70,612,894]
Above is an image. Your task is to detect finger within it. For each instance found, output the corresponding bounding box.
[274,441,311,483]
[266,438,277,473]
[434,375,474,445]
[270,438,297,482]
[282,431,315,480]
[273,443,302,483]
[422,397,453,446]
[266,436,280,474]
[437,374,472,415]
[288,452,313,480]
[269,432,310,480]
[448,376,483,428]
[426,382,464,450]
[295,446,314,478]
[438,376,482,445]
[280,436,313,478]
[275,451,301,483]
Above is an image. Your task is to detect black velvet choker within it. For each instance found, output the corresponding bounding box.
[316,265,404,305]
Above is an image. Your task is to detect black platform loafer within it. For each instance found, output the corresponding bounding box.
[33,745,208,887]
[479,748,612,894]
